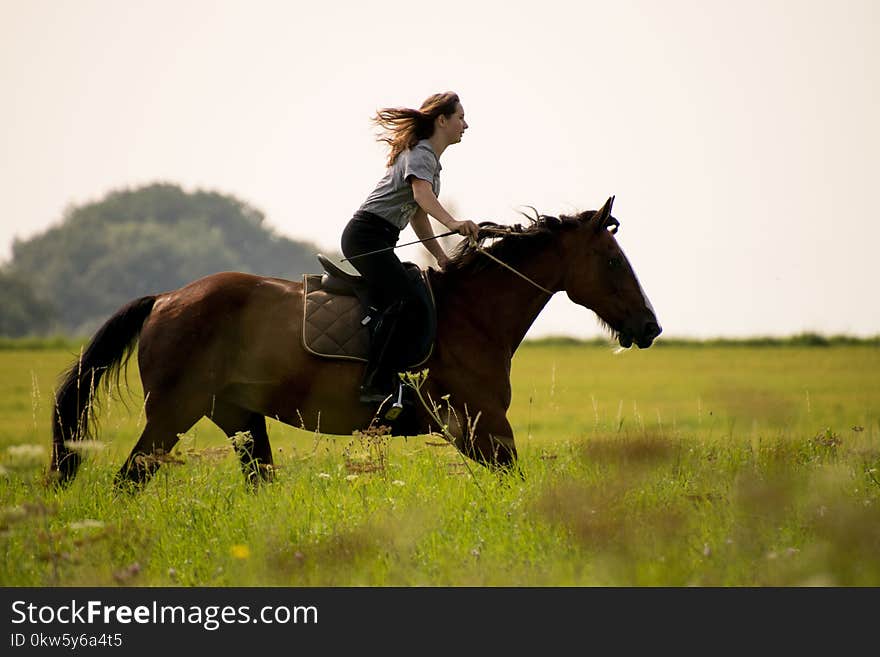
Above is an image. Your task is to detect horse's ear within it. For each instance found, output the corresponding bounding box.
[592,195,615,232]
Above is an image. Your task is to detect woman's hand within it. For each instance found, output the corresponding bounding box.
[435,252,451,271]
[453,220,480,241]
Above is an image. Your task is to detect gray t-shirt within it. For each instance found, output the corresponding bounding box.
[359,139,441,229]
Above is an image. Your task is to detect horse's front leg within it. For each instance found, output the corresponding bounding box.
[443,404,518,471]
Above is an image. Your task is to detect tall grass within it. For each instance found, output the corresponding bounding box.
[0,342,877,586]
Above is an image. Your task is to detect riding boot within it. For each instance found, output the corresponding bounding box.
[359,303,403,404]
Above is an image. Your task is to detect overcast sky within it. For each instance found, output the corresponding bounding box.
[1,0,877,339]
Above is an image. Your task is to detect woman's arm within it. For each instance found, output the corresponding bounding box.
[410,207,450,269]
[410,178,479,240]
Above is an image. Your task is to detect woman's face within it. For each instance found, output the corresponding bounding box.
[440,103,468,144]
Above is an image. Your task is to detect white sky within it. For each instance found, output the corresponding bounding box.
[1,0,877,339]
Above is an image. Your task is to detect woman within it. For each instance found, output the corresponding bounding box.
[341,91,480,404]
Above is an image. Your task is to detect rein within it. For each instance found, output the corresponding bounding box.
[469,226,555,296]
[471,243,554,296]
[340,230,459,263]
[340,224,555,297]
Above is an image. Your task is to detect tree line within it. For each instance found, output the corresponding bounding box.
[0,183,325,336]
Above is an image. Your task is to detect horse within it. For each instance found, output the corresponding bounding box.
[50,196,661,491]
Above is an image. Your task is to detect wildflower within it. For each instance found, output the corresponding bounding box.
[64,440,105,452]
[6,444,44,461]
[230,544,251,560]
[317,472,331,480]
[113,563,141,584]
[392,480,405,487]
[345,474,359,482]
[69,519,105,531]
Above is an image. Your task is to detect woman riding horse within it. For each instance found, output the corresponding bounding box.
[341,92,479,403]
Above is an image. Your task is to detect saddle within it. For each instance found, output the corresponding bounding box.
[302,254,436,368]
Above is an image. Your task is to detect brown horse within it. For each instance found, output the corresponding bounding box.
[50,196,661,490]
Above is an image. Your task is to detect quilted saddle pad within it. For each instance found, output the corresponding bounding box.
[301,274,371,361]
[301,273,435,366]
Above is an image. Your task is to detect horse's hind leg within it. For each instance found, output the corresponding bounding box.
[208,400,274,488]
[114,392,207,492]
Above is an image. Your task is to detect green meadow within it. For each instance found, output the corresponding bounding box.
[1,339,878,586]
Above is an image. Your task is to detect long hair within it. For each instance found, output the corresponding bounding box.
[373,92,461,166]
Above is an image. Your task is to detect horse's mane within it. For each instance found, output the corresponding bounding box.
[444,208,587,275]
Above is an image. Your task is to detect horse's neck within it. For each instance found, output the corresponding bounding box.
[438,245,562,354]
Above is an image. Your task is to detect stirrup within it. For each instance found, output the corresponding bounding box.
[383,384,405,421]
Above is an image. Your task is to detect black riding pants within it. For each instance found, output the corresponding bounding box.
[341,211,420,311]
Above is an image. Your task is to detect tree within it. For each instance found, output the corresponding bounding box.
[4,183,324,335]
[0,269,56,336]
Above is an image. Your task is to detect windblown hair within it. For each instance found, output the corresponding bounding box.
[373,92,461,166]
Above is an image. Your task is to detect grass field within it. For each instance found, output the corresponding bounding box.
[1,339,878,586]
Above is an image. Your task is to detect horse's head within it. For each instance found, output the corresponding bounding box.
[560,197,661,348]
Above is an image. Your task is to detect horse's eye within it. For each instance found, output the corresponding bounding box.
[608,256,623,270]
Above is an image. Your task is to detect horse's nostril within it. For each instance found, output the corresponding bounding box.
[644,321,662,340]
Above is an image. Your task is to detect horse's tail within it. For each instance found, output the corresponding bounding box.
[50,295,157,485]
